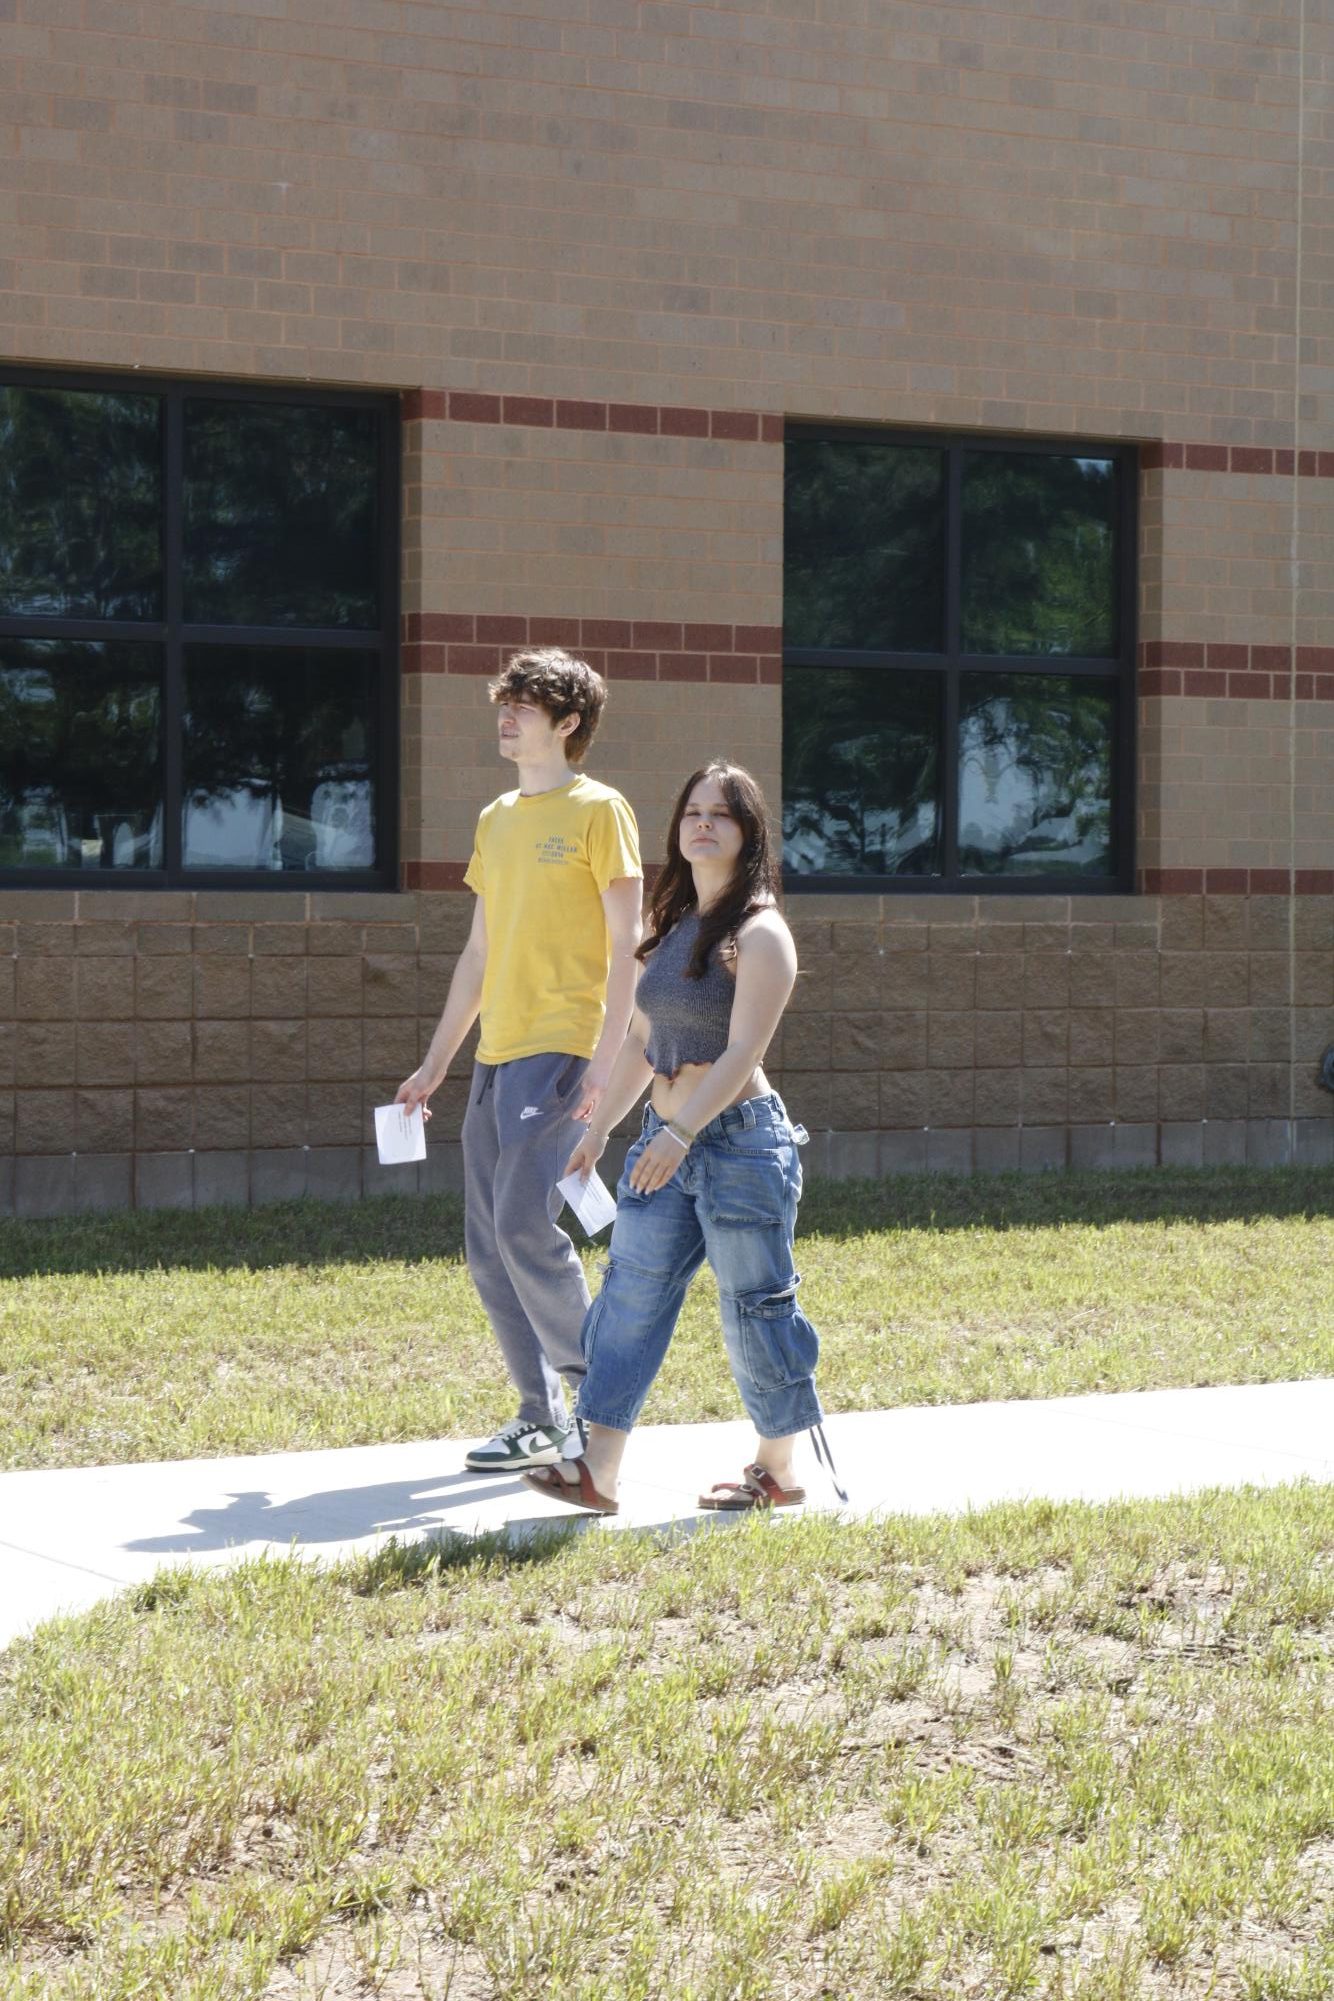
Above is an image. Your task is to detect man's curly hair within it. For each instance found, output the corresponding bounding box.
[488,648,607,765]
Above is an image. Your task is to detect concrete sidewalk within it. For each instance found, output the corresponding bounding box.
[2,1378,1330,1653]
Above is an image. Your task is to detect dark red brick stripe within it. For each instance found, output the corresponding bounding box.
[402,387,782,444]
[1144,442,1334,477]
[404,857,664,892]
[1141,869,1334,895]
[401,613,782,687]
[1139,642,1334,702]
[407,859,1330,896]
[403,861,469,891]
[403,399,1332,475]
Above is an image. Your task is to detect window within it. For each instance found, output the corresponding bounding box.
[0,371,398,885]
[782,429,1136,892]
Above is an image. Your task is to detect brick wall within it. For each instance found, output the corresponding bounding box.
[0,0,1330,1211]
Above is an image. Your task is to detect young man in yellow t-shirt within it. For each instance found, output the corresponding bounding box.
[397,650,643,1470]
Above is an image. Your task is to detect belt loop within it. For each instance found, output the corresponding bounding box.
[740,1099,756,1130]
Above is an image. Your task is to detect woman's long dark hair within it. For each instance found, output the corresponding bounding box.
[636,761,781,978]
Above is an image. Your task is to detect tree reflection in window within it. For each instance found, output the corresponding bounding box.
[0,388,162,621]
[959,674,1114,876]
[184,400,379,629]
[961,453,1116,657]
[783,666,942,876]
[784,440,945,653]
[0,639,162,869]
[183,646,376,872]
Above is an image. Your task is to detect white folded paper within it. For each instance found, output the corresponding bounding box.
[557,1167,617,1236]
[374,1102,427,1165]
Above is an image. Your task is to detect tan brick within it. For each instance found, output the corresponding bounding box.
[137,924,193,955]
[1067,1068,1114,1123]
[16,1021,76,1088]
[926,953,975,1010]
[193,923,250,956]
[1022,1012,1067,1068]
[307,1018,364,1083]
[880,1010,927,1071]
[306,1083,364,1148]
[1204,1010,1251,1064]
[252,1019,307,1081]
[1021,1070,1067,1126]
[977,953,1024,1011]
[1113,954,1160,1009]
[136,1087,193,1150]
[366,1017,420,1080]
[251,1085,307,1149]
[1248,1065,1289,1117]
[76,956,135,1020]
[17,958,75,1020]
[1159,1066,1205,1121]
[75,1087,134,1154]
[136,957,193,1019]
[928,1011,974,1069]
[974,1070,1021,1126]
[193,1021,250,1084]
[1205,1066,1248,1119]
[75,919,135,956]
[927,1071,973,1128]
[881,954,929,1009]
[879,1071,927,1128]
[194,1086,250,1150]
[193,958,251,1020]
[778,1010,827,1078]
[250,957,308,1018]
[137,1020,191,1084]
[974,1011,1021,1068]
[1023,955,1069,1009]
[308,959,363,1016]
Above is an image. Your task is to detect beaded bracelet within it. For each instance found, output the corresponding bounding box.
[662,1119,696,1151]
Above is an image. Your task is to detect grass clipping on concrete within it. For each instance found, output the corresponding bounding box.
[2,1483,1333,2000]
[2,1165,1333,1470]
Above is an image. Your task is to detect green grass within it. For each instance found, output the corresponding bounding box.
[2,1482,1333,1998]
[2,1167,1332,1471]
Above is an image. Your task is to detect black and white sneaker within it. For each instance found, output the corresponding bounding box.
[464,1417,571,1472]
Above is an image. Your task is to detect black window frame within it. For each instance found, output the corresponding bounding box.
[0,364,400,891]
[782,423,1138,896]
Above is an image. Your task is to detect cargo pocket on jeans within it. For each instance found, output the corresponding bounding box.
[705,1148,786,1227]
[735,1273,818,1390]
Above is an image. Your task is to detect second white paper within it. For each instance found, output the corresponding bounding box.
[557,1168,617,1236]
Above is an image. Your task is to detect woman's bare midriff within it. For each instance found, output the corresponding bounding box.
[650,1060,770,1126]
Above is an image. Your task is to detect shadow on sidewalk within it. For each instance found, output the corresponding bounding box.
[123,1469,536,1554]
[122,1469,746,1561]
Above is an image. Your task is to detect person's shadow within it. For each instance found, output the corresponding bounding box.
[123,1470,530,1555]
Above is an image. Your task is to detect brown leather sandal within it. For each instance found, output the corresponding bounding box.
[698,1463,806,1511]
[522,1457,619,1515]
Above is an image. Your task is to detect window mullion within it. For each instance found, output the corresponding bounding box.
[942,447,962,881]
[163,391,184,881]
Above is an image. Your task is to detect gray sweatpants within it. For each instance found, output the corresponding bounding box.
[460,1051,591,1429]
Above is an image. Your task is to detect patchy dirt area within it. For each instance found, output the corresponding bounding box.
[5,1500,1332,2001]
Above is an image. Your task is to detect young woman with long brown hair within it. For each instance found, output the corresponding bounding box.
[522,759,842,1516]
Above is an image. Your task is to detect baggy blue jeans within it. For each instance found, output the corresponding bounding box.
[576,1093,824,1440]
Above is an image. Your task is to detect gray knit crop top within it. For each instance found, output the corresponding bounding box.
[638,912,735,1077]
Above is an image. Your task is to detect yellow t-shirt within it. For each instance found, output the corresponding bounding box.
[464,774,642,1065]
